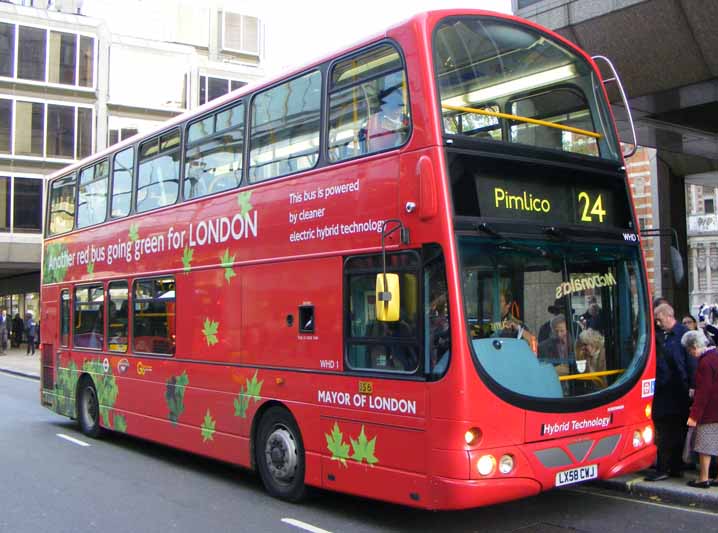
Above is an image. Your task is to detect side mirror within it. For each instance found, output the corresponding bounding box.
[376,273,400,322]
[670,246,685,286]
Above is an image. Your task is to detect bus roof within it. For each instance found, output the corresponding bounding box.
[43,9,528,183]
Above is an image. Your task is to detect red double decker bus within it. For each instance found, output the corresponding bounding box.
[41,10,655,509]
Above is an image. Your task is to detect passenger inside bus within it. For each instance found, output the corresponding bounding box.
[367,319,418,371]
[538,314,571,376]
[493,288,535,347]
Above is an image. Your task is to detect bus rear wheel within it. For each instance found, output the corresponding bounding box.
[256,406,306,502]
[78,379,103,438]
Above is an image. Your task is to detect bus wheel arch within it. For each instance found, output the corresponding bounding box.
[76,374,103,438]
[253,403,306,502]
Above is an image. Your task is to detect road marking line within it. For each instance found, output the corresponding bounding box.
[567,487,718,516]
[56,433,91,447]
[281,518,333,533]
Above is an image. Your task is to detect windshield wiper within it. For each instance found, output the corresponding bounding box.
[476,222,503,239]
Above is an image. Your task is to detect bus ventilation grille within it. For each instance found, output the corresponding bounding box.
[41,344,54,390]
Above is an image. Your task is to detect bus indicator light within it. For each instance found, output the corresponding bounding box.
[632,430,642,448]
[645,404,652,418]
[464,427,481,446]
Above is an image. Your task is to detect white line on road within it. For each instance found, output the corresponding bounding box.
[56,433,91,447]
[281,518,333,533]
[567,487,718,516]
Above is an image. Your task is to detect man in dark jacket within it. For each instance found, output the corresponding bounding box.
[646,303,693,481]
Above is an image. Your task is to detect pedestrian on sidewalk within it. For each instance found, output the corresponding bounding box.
[11,313,23,348]
[24,311,36,356]
[646,303,693,482]
[0,308,8,354]
[683,329,718,488]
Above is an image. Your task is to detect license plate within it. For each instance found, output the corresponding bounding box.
[555,464,598,487]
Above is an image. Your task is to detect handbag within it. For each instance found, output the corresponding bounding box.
[682,426,696,464]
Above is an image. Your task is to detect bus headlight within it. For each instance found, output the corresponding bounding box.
[632,430,643,448]
[498,454,515,474]
[477,455,496,476]
[642,426,654,444]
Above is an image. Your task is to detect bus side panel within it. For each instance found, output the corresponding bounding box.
[240,257,343,370]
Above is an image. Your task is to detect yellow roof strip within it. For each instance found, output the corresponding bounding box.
[558,369,624,382]
[442,104,603,140]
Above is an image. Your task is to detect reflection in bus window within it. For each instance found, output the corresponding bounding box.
[73,284,104,349]
[111,147,134,218]
[108,280,128,352]
[185,102,243,200]
[345,253,420,373]
[48,174,76,235]
[328,45,410,161]
[133,277,175,355]
[77,159,109,228]
[461,237,647,398]
[136,130,180,213]
[249,71,321,182]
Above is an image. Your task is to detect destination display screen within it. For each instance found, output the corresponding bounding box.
[475,175,630,228]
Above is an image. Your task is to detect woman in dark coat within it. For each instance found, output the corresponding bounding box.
[682,330,718,488]
[12,313,23,348]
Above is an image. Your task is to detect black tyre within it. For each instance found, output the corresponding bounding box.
[78,379,103,438]
[256,406,306,502]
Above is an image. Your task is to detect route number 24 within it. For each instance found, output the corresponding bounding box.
[577,192,607,223]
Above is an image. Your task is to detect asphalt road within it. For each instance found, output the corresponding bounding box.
[2,371,716,533]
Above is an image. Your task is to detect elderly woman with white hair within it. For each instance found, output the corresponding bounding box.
[682,329,718,488]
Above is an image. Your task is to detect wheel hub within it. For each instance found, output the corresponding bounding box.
[264,427,297,482]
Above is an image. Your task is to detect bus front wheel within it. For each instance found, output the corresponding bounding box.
[256,406,306,502]
[78,379,103,438]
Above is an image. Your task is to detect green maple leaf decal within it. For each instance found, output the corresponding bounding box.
[233,385,251,418]
[113,414,127,433]
[237,191,253,216]
[128,223,139,242]
[87,262,94,276]
[350,425,378,466]
[233,371,263,419]
[245,370,263,400]
[325,422,350,467]
[202,318,219,346]
[182,246,194,273]
[166,371,189,424]
[201,409,216,442]
[219,249,236,284]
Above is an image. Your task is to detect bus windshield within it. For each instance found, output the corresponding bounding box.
[434,16,620,160]
[460,237,648,400]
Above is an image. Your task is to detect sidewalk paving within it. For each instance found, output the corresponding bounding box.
[0,345,40,379]
[1,351,717,510]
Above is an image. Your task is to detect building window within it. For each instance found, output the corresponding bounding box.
[199,75,247,105]
[0,177,10,232]
[13,177,42,233]
[0,22,15,78]
[14,101,44,156]
[79,35,94,87]
[77,107,93,158]
[49,31,77,85]
[18,26,46,82]
[0,99,10,154]
[705,198,715,214]
[108,128,138,147]
[133,277,176,355]
[221,12,260,55]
